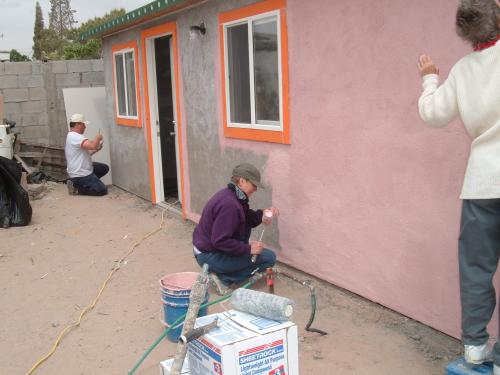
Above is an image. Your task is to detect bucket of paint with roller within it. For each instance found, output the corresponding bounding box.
[159,272,209,342]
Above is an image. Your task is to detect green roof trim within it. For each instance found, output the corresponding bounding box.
[80,0,191,40]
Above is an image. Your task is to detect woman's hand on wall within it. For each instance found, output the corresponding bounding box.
[418,54,440,77]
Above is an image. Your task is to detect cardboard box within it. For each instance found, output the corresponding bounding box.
[159,358,190,375]
[187,310,299,375]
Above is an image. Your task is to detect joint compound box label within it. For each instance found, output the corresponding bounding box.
[159,357,189,375]
[187,310,298,375]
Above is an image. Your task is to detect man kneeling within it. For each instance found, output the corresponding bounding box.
[65,113,109,196]
[192,163,279,294]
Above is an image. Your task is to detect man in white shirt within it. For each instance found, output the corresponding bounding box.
[65,113,108,196]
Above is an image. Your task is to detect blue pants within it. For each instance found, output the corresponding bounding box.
[195,249,276,285]
[459,199,500,365]
[71,162,109,196]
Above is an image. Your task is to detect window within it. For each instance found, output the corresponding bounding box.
[219,0,290,144]
[112,41,141,127]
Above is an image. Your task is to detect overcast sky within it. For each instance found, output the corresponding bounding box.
[0,0,148,56]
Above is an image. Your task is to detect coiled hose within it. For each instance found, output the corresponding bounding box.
[275,269,328,336]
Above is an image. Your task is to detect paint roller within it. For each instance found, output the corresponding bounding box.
[231,288,294,321]
[251,209,274,263]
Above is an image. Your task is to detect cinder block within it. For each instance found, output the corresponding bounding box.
[38,112,49,126]
[21,100,45,114]
[58,110,68,125]
[19,74,42,88]
[31,62,42,74]
[3,88,29,102]
[21,114,37,126]
[56,73,80,87]
[21,125,50,142]
[4,62,32,75]
[82,71,104,85]
[51,61,68,74]
[92,59,104,72]
[29,87,46,101]
[21,113,48,126]
[4,102,21,114]
[67,60,92,73]
[0,75,18,89]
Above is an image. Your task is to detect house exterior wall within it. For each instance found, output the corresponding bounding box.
[103,32,153,199]
[102,0,482,339]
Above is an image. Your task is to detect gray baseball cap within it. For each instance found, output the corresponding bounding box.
[232,163,264,188]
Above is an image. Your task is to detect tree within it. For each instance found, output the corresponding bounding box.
[32,2,44,60]
[63,38,101,60]
[63,8,126,60]
[10,49,30,62]
[49,0,76,39]
[39,28,65,60]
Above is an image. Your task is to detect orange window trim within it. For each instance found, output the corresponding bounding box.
[140,22,187,219]
[219,0,290,144]
[111,40,142,128]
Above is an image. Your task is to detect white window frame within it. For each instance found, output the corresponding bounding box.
[223,10,284,132]
[113,47,139,120]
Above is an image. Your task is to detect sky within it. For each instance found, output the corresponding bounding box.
[0,0,149,56]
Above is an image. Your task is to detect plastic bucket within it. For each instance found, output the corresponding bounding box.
[159,272,209,342]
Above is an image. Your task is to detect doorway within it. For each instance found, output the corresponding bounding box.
[154,35,178,200]
[142,23,184,210]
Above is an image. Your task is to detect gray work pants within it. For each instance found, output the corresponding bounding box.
[459,199,500,364]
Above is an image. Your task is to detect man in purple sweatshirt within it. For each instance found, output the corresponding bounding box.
[193,163,279,291]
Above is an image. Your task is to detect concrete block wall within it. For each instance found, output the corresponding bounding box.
[0,60,104,146]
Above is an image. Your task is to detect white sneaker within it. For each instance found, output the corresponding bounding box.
[464,344,492,364]
[494,364,500,375]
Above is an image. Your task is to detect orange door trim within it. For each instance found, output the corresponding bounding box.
[141,22,187,219]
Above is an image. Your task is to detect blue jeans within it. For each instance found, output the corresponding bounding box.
[71,162,109,196]
[195,249,276,285]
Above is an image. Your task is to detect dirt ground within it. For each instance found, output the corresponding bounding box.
[1,184,462,375]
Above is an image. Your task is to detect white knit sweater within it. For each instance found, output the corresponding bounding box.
[418,41,500,199]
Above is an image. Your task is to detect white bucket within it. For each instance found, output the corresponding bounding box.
[0,125,14,159]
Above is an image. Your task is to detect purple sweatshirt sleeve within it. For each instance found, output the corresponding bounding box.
[246,209,263,228]
[210,203,251,256]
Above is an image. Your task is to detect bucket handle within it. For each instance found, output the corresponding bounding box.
[159,310,184,330]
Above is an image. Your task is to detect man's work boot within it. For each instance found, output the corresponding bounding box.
[66,180,78,195]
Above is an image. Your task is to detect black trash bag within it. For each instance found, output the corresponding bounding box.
[0,156,32,228]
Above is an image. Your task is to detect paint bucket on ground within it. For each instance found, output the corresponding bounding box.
[159,272,209,342]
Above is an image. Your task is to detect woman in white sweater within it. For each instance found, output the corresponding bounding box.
[417,0,500,371]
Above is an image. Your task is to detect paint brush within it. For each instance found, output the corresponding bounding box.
[251,229,265,263]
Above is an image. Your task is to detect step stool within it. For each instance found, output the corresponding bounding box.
[446,358,493,374]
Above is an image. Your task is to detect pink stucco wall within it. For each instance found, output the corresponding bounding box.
[276,0,472,338]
